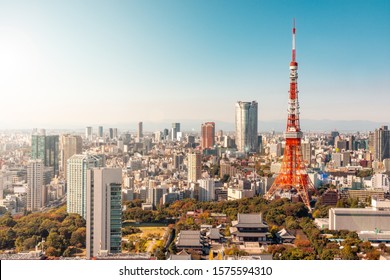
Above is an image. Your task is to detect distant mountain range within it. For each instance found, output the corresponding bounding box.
[2,119,387,134]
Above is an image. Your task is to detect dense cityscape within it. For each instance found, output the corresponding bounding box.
[0,114,389,260]
[0,1,389,264]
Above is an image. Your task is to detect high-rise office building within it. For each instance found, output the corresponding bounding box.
[330,130,340,146]
[201,122,215,149]
[86,168,122,259]
[335,136,347,151]
[373,126,390,161]
[113,128,118,139]
[173,153,184,170]
[163,129,169,140]
[368,132,375,154]
[235,101,258,153]
[332,153,342,168]
[188,152,201,183]
[31,133,59,176]
[138,122,143,139]
[198,179,215,202]
[60,135,82,179]
[98,126,103,138]
[154,131,162,143]
[147,186,168,209]
[342,152,351,167]
[109,128,114,140]
[67,154,104,219]
[171,123,180,141]
[31,132,45,162]
[85,127,93,141]
[301,141,312,165]
[27,160,44,212]
[270,143,282,157]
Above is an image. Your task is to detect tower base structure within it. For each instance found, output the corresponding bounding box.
[264,138,316,211]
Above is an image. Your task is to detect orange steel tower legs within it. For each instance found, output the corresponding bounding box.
[264,20,315,210]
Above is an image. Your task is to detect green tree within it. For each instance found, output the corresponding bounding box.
[46,231,66,253]
[0,212,16,227]
[39,219,59,238]
[366,250,380,260]
[285,216,299,229]
[341,245,358,260]
[320,249,337,260]
[0,227,16,249]
[22,236,39,251]
[45,246,61,257]
[63,247,77,257]
[221,174,230,183]
[336,199,345,208]
[70,227,86,248]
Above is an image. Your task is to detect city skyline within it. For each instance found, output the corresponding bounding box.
[2,1,390,265]
[0,0,389,129]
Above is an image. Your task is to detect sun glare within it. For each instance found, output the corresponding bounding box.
[0,27,39,83]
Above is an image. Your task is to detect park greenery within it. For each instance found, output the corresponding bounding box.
[1,194,388,259]
[0,205,85,258]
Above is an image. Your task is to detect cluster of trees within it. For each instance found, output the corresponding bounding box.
[335,197,364,208]
[0,206,86,257]
[269,220,385,260]
[122,196,310,226]
[356,169,373,178]
[122,226,142,235]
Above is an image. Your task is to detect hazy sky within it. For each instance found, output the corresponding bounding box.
[0,0,389,129]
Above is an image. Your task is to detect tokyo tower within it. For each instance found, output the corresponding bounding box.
[264,20,316,210]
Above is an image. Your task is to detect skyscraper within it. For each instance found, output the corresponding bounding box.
[201,122,215,149]
[109,128,114,140]
[154,131,162,143]
[235,101,258,153]
[138,122,143,139]
[163,128,169,140]
[85,127,93,141]
[67,154,104,219]
[171,123,180,141]
[301,141,312,165]
[31,132,45,162]
[330,130,339,146]
[60,135,82,179]
[31,132,59,176]
[98,126,103,138]
[173,153,184,170]
[373,126,390,161]
[197,179,215,202]
[86,168,122,259]
[147,186,168,209]
[27,160,44,212]
[188,152,201,183]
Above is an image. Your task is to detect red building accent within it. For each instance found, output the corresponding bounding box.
[201,122,215,149]
[264,20,316,210]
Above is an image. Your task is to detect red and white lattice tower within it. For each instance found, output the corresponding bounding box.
[264,20,316,210]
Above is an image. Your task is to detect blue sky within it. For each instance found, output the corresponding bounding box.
[0,0,389,129]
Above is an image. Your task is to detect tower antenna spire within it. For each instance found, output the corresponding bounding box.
[292,18,296,62]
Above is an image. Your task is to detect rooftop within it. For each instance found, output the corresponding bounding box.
[232,213,268,228]
[237,213,263,224]
[330,208,390,215]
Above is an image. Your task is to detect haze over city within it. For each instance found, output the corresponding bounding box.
[0,0,389,130]
[1,0,390,266]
